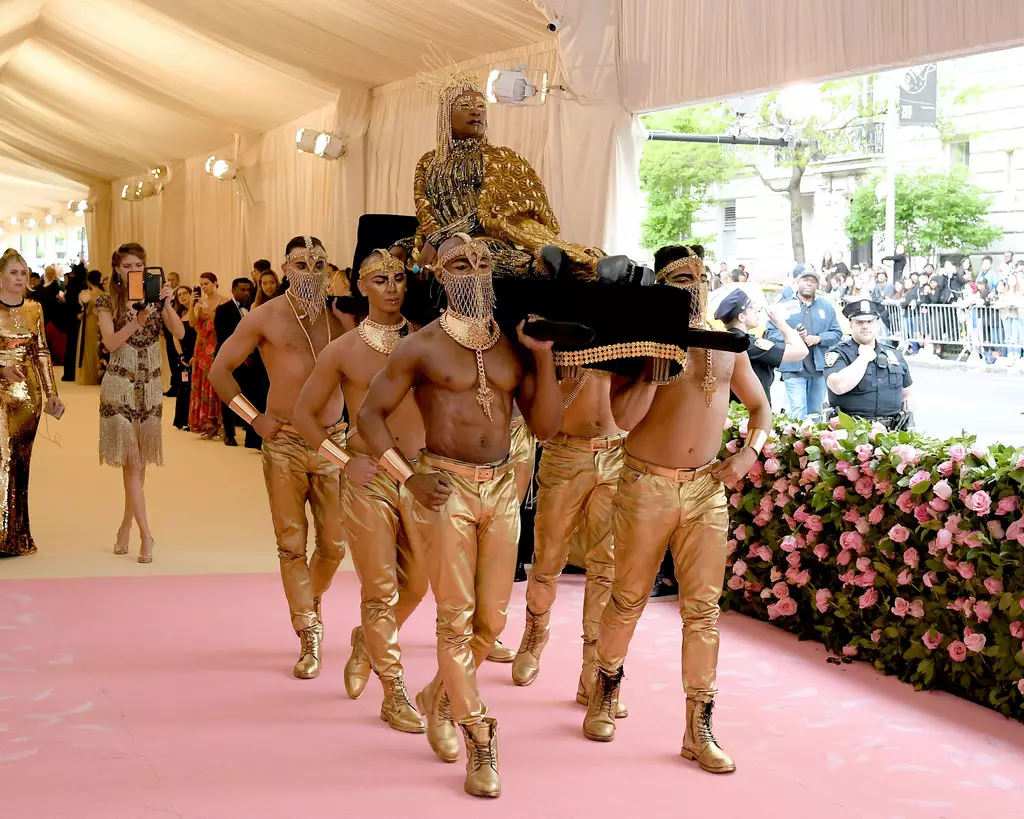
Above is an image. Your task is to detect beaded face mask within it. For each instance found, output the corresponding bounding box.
[437,234,495,321]
[657,253,709,330]
[284,236,329,318]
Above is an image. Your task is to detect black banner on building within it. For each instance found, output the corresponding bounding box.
[899,64,938,125]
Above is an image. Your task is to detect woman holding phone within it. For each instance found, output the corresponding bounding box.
[0,248,65,557]
[97,243,183,563]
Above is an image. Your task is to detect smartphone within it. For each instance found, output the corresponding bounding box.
[127,270,146,302]
[44,403,65,420]
[144,267,165,304]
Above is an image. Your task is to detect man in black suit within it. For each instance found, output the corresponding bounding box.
[215,278,259,448]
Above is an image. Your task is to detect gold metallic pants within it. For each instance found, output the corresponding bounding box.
[526,436,624,645]
[262,424,347,632]
[509,415,537,502]
[401,453,520,724]
[596,456,728,701]
[342,467,428,680]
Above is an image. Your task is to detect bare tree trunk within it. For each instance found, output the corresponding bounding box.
[788,163,807,264]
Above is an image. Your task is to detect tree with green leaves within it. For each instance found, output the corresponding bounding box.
[845,166,1002,258]
[638,106,739,251]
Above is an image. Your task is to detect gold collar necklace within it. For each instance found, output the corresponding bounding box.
[439,309,501,420]
[286,292,332,361]
[358,316,409,355]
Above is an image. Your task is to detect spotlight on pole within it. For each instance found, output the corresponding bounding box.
[205,156,236,180]
[486,67,548,106]
[313,131,346,160]
[296,127,318,154]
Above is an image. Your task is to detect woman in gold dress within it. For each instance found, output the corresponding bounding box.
[76,269,104,386]
[98,243,183,563]
[0,249,65,557]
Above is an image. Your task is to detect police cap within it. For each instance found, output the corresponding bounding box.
[714,288,754,323]
[842,299,884,321]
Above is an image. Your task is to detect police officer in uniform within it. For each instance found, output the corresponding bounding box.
[715,288,808,407]
[825,299,914,429]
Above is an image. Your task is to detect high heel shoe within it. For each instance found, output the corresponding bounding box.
[138,537,154,564]
[113,525,130,555]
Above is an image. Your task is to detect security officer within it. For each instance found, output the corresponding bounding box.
[825,299,914,429]
[715,288,808,406]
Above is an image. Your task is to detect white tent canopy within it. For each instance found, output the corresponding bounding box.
[3,0,1024,278]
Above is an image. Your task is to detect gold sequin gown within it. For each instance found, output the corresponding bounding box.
[411,138,603,278]
[96,295,164,468]
[0,299,57,557]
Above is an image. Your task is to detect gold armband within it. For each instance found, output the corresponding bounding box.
[379,448,415,485]
[745,427,769,456]
[229,394,259,425]
[318,438,350,468]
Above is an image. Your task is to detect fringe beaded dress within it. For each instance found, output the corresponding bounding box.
[96,295,164,468]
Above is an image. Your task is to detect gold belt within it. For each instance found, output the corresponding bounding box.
[420,452,515,482]
[624,454,717,482]
[548,432,627,451]
[279,421,347,436]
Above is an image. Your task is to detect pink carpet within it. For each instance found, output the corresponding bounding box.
[2,572,1022,818]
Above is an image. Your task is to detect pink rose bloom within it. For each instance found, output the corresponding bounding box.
[842,645,858,657]
[734,525,748,541]
[854,569,877,587]
[757,545,773,562]
[922,629,943,650]
[780,536,799,553]
[974,600,993,622]
[937,460,954,477]
[793,440,806,455]
[833,486,847,502]
[892,597,911,617]
[965,632,987,653]
[753,511,771,527]
[871,629,882,642]
[766,602,779,620]
[786,552,801,568]
[948,444,967,462]
[1007,519,1024,544]
[793,506,808,523]
[1019,679,1024,696]
[815,589,833,612]
[896,491,915,513]
[772,478,789,493]
[776,597,798,617]
[987,521,1005,540]
[846,465,862,482]
[968,446,988,459]
[868,505,885,525]
[876,478,892,494]
[856,444,874,462]
[935,528,953,550]
[837,459,851,474]
[915,504,934,525]
[725,439,740,454]
[1009,621,1024,639]
[909,470,931,488]
[731,559,748,577]
[843,508,861,523]
[855,476,874,498]
[772,582,790,599]
[897,569,913,586]
[966,491,992,516]
[813,543,829,561]
[903,547,919,568]
[747,544,760,559]
[806,515,824,533]
[838,570,855,585]
[839,531,864,552]
[984,577,1004,595]
[929,497,951,513]
[888,524,911,544]
[1017,454,1024,470]
[958,562,976,580]
[948,640,968,662]
[856,517,872,536]
[944,555,960,571]
[933,479,953,500]
[763,442,778,459]
[770,566,783,582]
[727,574,745,591]
[729,493,743,508]
[909,600,925,618]
[859,588,879,609]
[801,465,820,484]
[923,571,938,588]
[856,556,871,572]
[819,431,839,453]
[764,457,782,474]
[793,569,811,587]
[837,549,852,566]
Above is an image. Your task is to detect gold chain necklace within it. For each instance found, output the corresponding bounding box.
[287,292,331,361]
[561,370,590,411]
[358,317,409,355]
[439,310,501,420]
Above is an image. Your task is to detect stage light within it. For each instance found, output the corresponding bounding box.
[486,67,547,106]
[45,214,53,225]
[296,127,318,154]
[27,218,37,229]
[9,216,17,225]
[205,156,236,180]
[314,131,346,160]
[121,184,131,200]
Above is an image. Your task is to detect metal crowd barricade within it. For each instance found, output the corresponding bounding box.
[877,302,1021,359]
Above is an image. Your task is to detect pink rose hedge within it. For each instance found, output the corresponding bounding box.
[721,409,1024,719]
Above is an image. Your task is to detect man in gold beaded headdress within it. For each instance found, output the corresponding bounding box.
[407,68,605,279]
[581,245,772,775]
[292,248,428,734]
[210,235,348,680]
[357,234,563,799]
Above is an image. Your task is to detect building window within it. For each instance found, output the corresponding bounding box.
[722,200,737,257]
[950,139,970,170]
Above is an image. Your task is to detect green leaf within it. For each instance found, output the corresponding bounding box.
[918,658,935,685]
[911,481,931,496]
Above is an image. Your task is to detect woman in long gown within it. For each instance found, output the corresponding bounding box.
[188,272,227,439]
[76,270,104,386]
[0,249,65,557]
[171,287,197,430]
[97,242,184,563]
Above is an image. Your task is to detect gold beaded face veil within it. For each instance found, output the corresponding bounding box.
[437,234,495,322]
[657,249,717,406]
[284,236,329,319]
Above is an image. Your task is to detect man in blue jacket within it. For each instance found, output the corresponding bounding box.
[766,267,841,418]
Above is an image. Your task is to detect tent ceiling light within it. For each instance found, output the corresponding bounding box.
[296,127,319,153]
[486,67,548,106]
[205,156,236,180]
[10,216,18,225]
[27,218,37,229]
[314,131,346,160]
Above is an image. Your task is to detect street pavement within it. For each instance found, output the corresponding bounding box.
[768,362,1024,447]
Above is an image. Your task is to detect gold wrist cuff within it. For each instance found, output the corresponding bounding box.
[379,447,415,485]
[318,438,350,467]
[229,395,259,425]
[745,427,769,456]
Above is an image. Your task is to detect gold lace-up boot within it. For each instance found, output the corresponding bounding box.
[511,608,550,686]
[461,718,500,798]
[293,624,323,679]
[415,678,459,763]
[583,667,622,742]
[681,698,736,773]
[343,626,371,699]
[380,675,426,734]
[576,641,627,718]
